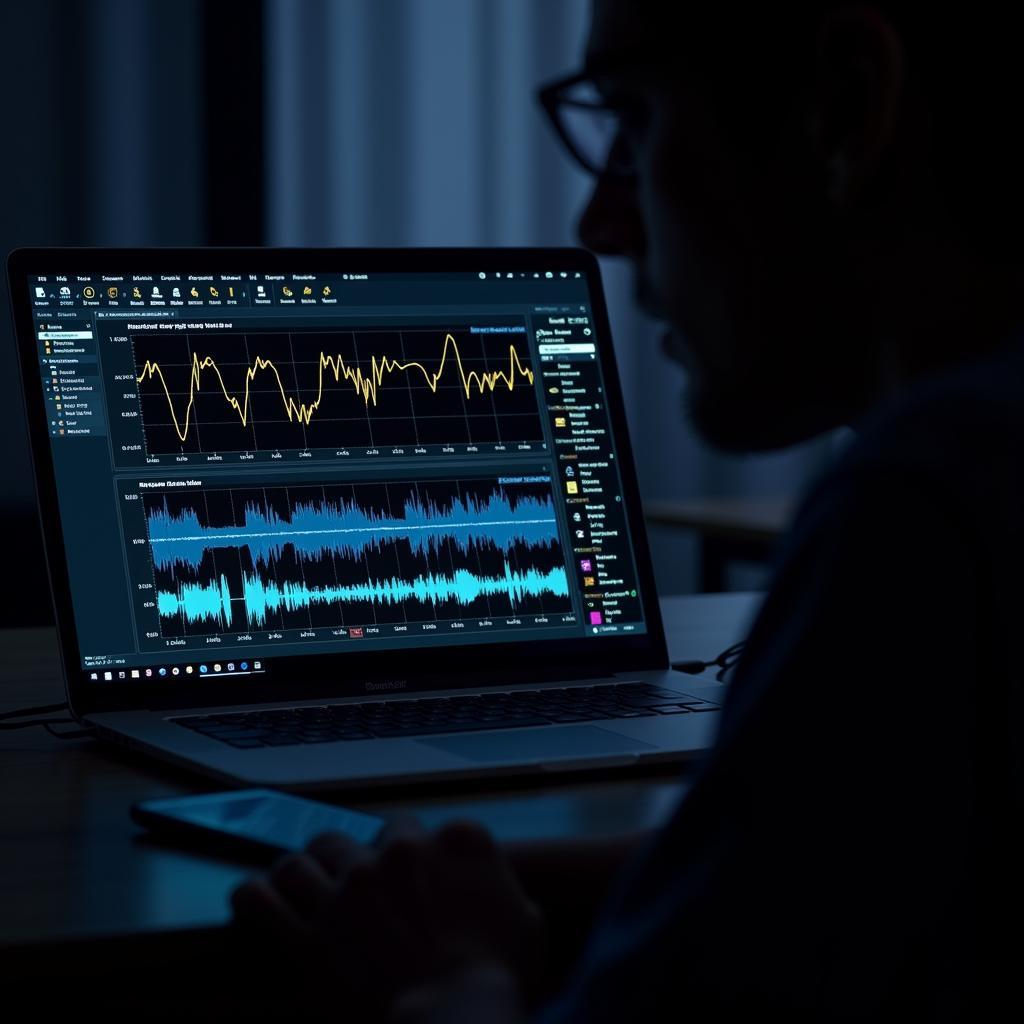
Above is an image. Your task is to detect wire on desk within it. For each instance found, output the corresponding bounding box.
[671,641,746,683]
[0,702,95,739]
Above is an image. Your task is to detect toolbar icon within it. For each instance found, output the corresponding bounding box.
[82,286,96,299]
[107,286,118,299]
[132,287,142,299]
[209,285,219,298]
[302,285,312,296]
[282,285,293,297]
[322,285,331,297]
[190,286,199,298]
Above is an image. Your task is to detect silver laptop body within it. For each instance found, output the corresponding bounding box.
[10,246,723,793]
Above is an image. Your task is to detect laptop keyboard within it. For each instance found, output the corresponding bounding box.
[170,682,720,749]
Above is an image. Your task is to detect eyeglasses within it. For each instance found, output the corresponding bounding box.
[536,68,641,182]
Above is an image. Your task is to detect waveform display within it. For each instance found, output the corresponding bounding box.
[144,478,572,636]
[157,566,569,630]
[147,489,560,572]
[131,327,543,455]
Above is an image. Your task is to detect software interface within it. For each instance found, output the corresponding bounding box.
[27,268,648,682]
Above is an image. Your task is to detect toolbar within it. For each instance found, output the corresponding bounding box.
[29,270,586,310]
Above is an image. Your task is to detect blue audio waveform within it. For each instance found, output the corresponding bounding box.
[156,563,570,628]
[147,489,560,572]
[157,575,235,629]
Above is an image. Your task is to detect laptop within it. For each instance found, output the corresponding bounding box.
[7,247,723,793]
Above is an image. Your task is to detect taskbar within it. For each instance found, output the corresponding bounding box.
[80,609,646,676]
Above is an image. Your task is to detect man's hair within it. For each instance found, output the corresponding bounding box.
[679,4,1024,260]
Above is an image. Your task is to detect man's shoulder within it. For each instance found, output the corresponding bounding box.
[796,332,1024,537]
[851,333,1024,475]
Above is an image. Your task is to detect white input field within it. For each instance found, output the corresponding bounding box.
[537,342,595,355]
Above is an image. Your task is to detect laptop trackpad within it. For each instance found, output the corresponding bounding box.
[418,725,654,763]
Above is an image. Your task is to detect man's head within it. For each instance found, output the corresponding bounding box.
[564,2,1024,452]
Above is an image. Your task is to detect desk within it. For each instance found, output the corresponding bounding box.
[0,592,761,981]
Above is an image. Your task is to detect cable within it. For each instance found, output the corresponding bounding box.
[0,702,95,739]
[0,702,68,720]
[672,641,746,683]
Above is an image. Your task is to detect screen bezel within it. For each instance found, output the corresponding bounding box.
[8,246,668,717]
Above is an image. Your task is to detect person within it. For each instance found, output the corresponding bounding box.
[229,3,1024,1019]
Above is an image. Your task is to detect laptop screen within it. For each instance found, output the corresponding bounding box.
[20,255,654,689]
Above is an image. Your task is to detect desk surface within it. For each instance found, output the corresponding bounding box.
[0,592,762,950]
[645,495,796,542]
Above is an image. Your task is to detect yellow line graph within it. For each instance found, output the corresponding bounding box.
[135,332,535,443]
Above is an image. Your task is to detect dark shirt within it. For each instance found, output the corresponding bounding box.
[537,331,1024,1021]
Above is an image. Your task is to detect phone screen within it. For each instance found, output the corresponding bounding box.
[135,788,385,853]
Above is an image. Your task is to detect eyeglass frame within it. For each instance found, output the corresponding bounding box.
[536,61,646,183]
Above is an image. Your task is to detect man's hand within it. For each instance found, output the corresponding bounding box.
[230,817,544,1018]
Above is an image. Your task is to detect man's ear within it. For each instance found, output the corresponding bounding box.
[807,4,904,210]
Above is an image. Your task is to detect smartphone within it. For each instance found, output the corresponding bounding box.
[131,787,386,859]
